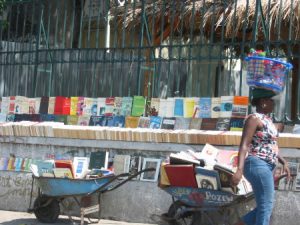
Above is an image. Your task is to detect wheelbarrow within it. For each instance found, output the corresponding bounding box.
[28,168,155,225]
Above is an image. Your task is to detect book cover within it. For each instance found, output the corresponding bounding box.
[89,115,106,126]
[232,96,249,118]
[96,97,106,116]
[14,96,29,114]
[104,115,114,127]
[200,118,218,130]
[73,157,89,179]
[164,164,198,188]
[0,114,6,122]
[0,157,9,170]
[213,164,237,193]
[83,98,98,116]
[14,158,23,171]
[121,97,133,116]
[150,98,160,116]
[36,160,55,176]
[125,116,139,128]
[39,96,49,114]
[9,96,15,114]
[195,166,221,190]
[0,97,9,115]
[229,117,245,131]
[174,98,184,117]
[48,97,56,114]
[113,97,123,116]
[54,115,68,124]
[55,160,74,178]
[169,152,201,165]
[189,118,202,130]
[158,99,168,117]
[216,150,239,169]
[198,143,219,167]
[104,97,115,116]
[77,115,91,126]
[129,156,142,178]
[28,98,40,114]
[6,114,15,122]
[89,151,109,170]
[7,156,16,170]
[165,98,175,117]
[211,97,221,118]
[113,154,131,175]
[112,115,125,127]
[131,96,146,117]
[149,116,163,129]
[67,115,79,125]
[160,117,176,130]
[53,168,73,178]
[40,114,56,122]
[174,117,192,130]
[216,118,231,131]
[199,97,212,118]
[77,97,85,116]
[183,98,195,118]
[140,158,161,182]
[138,116,151,128]
[70,96,79,116]
[220,96,234,118]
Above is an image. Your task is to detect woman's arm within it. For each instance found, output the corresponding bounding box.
[231,115,260,186]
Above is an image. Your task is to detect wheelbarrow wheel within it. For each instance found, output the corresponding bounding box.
[166,200,196,225]
[33,196,60,223]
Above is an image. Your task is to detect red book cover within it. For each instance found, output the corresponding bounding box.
[164,164,198,188]
[62,97,71,115]
[54,96,64,115]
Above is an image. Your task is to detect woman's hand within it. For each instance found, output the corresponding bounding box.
[283,164,291,181]
[231,169,243,186]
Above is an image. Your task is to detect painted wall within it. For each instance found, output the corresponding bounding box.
[0,137,299,224]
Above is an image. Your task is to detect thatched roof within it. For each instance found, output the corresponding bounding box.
[114,0,300,43]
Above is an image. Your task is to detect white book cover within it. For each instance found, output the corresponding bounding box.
[97,97,106,116]
[165,98,175,117]
[211,97,221,118]
[113,154,131,175]
[220,96,234,118]
[199,143,220,168]
[150,98,160,115]
[83,98,97,116]
[73,157,90,179]
[1,97,9,115]
[158,99,168,117]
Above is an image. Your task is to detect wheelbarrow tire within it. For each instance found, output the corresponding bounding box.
[167,201,194,225]
[33,196,60,223]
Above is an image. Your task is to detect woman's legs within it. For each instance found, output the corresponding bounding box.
[241,156,275,225]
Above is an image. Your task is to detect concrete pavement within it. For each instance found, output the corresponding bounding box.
[0,210,159,225]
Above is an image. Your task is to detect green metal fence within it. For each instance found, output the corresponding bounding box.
[0,0,299,121]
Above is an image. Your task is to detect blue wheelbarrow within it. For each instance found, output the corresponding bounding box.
[28,168,155,225]
[160,186,254,225]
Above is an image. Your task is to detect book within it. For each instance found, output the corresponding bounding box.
[77,97,85,116]
[131,96,146,117]
[54,115,68,124]
[211,97,221,118]
[14,158,23,171]
[220,96,233,118]
[138,116,151,128]
[213,164,237,193]
[129,156,142,178]
[113,154,131,175]
[174,98,184,117]
[195,166,221,190]
[53,168,73,178]
[169,152,201,165]
[229,117,245,131]
[216,149,239,169]
[150,98,160,116]
[89,151,109,170]
[160,117,176,130]
[159,162,171,186]
[200,118,218,130]
[83,98,98,116]
[164,164,198,188]
[35,160,55,176]
[174,117,192,130]
[199,97,212,118]
[28,98,40,114]
[9,96,15,114]
[232,96,249,118]
[121,97,133,116]
[0,157,9,170]
[67,115,79,125]
[216,118,231,131]
[104,97,115,116]
[89,115,106,126]
[0,97,9,114]
[73,157,89,179]
[125,116,139,128]
[189,118,202,130]
[70,97,79,116]
[113,97,123,116]
[198,143,219,167]
[55,160,74,178]
[112,115,125,127]
[77,115,91,126]
[183,98,195,118]
[14,96,29,114]
[48,97,56,114]
[149,116,162,129]
[39,96,49,114]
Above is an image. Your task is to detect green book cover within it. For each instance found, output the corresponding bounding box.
[131,96,146,117]
[89,151,109,170]
[67,115,79,125]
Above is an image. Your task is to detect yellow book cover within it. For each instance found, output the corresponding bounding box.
[183,98,195,118]
[70,97,79,116]
[48,97,56,114]
[53,168,73,179]
[160,162,170,186]
[125,116,139,128]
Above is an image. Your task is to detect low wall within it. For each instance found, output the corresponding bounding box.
[0,136,299,224]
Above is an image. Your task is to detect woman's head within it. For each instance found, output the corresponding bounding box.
[251,88,276,114]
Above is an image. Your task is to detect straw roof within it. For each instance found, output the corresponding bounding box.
[115,0,300,43]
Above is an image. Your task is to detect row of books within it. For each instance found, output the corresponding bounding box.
[0,95,249,119]
[1,122,300,148]
[0,114,245,131]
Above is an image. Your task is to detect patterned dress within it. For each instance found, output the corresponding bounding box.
[248,113,279,165]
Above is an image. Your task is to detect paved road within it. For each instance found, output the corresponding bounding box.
[0,210,158,225]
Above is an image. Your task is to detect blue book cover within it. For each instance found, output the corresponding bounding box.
[105,116,114,127]
[112,115,125,127]
[174,98,184,117]
[149,116,162,129]
[40,114,56,122]
[199,97,212,118]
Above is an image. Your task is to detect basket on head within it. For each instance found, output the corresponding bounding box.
[245,56,293,93]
